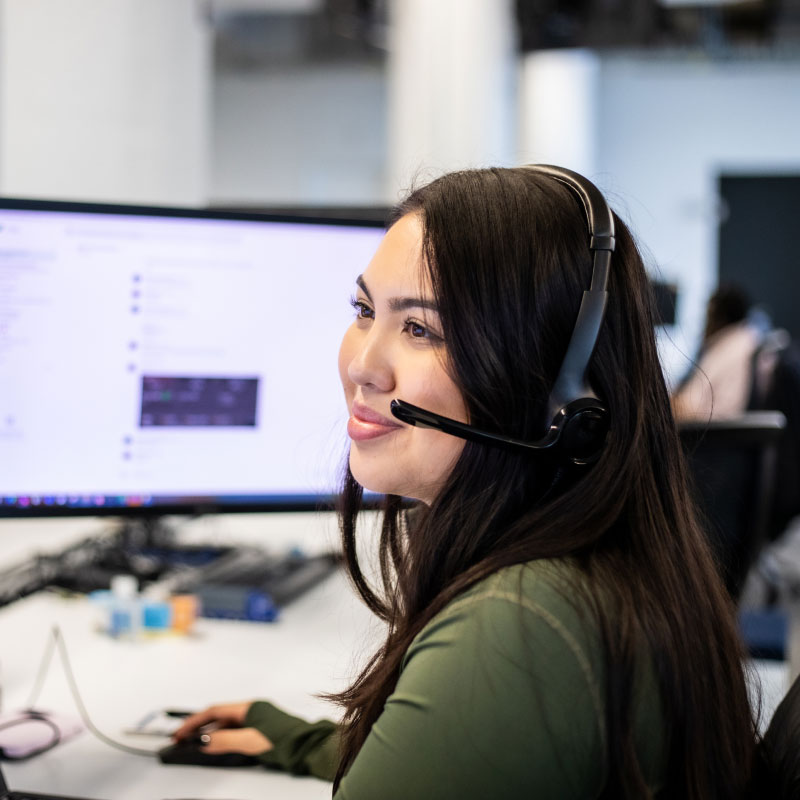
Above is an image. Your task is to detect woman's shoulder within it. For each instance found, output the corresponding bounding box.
[393,558,611,797]
[409,557,604,698]
[458,554,583,596]
[404,558,664,793]
[433,557,596,645]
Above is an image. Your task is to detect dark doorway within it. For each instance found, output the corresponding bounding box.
[718,174,800,341]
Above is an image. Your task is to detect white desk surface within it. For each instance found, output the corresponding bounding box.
[0,515,791,798]
[0,514,383,800]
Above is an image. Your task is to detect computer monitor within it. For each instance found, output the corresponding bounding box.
[0,198,386,518]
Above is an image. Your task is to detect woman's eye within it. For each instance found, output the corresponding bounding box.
[350,297,374,320]
[404,318,440,341]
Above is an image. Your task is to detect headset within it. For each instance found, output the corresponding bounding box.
[389,164,614,467]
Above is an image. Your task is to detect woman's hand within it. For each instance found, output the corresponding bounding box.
[195,726,273,755]
[172,701,273,755]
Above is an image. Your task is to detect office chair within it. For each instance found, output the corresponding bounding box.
[679,411,786,602]
[750,338,800,542]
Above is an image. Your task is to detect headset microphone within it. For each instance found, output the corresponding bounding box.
[389,164,614,467]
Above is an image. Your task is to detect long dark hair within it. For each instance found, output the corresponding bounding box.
[330,167,756,797]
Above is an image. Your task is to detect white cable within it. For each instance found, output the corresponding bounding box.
[25,626,159,758]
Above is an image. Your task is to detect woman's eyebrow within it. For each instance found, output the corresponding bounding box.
[387,297,438,313]
[355,275,373,301]
[355,275,438,314]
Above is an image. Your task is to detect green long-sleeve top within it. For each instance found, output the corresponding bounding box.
[245,559,665,798]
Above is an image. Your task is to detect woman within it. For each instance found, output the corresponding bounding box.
[174,166,757,798]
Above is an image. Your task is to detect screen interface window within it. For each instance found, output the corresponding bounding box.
[0,208,384,510]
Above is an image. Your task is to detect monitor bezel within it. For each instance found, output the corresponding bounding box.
[0,195,388,518]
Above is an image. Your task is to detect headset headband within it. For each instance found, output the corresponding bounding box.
[391,164,615,465]
[527,165,615,417]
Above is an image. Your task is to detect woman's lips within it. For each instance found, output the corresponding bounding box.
[347,401,403,441]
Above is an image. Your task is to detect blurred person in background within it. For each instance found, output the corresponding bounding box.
[672,284,767,421]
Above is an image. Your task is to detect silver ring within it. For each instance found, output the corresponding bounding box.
[200,733,211,744]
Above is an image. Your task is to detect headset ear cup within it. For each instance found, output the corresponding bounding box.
[555,402,610,465]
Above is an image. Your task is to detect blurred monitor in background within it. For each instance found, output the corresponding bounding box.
[650,279,678,327]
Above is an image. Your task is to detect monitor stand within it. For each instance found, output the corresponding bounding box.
[115,515,177,550]
[45,515,231,595]
[0,515,341,615]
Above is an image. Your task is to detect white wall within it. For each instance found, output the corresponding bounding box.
[210,1,517,208]
[594,55,800,383]
[517,49,599,178]
[386,0,517,196]
[4,0,794,380]
[212,50,800,384]
[0,0,211,206]
[211,63,388,205]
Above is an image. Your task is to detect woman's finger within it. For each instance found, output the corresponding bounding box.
[172,708,219,740]
[201,727,273,756]
[172,701,252,741]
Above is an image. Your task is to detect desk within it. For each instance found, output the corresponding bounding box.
[0,514,383,800]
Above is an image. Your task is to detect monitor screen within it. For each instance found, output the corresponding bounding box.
[0,199,386,516]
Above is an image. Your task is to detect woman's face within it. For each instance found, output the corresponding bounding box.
[338,213,467,505]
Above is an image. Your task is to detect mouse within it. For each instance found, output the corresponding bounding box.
[158,735,260,767]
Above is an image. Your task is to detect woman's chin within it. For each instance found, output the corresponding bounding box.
[349,462,394,498]
[349,454,404,499]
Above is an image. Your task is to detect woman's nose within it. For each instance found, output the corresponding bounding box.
[346,328,395,393]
